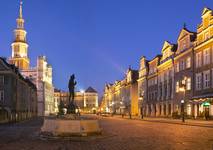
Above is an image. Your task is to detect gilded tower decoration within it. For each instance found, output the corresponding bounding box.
[9,0,30,70]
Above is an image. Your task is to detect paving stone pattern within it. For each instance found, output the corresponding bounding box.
[0,116,213,150]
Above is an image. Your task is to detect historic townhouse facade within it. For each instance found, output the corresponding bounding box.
[100,7,213,119]
[0,57,37,123]
[158,42,176,117]
[174,28,196,117]
[139,7,213,119]
[146,55,161,116]
[102,68,138,116]
[192,8,213,118]
[138,56,149,116]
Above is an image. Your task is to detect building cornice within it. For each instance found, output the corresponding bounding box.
[194,37,213,50]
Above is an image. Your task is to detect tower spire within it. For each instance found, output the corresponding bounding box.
[16,0,24,29]
[9,0,30,70]
[19,0,23,19]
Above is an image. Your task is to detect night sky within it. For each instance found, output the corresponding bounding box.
[0,0,213,95]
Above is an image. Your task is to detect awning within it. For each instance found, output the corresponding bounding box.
[192,94,213,100]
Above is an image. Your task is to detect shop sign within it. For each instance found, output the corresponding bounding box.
[202,102,210,106]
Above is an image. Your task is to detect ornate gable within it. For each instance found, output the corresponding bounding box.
[161,41,172,52]
[178,28,190,41]
[202,7,212,18]
[197,7,213,45]
[161,41,174,61]
[176,28,195,54]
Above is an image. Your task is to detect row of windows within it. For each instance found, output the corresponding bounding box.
[148,91,157,101]
[175,57,191,72]
[148,77,157,87]
[158,70,173,82]
[175,70,213,91]
[195,70,212,90]
[176,77,191,93]
[149,67,157,75]
[143,47,212,79]
[196,48,212,68]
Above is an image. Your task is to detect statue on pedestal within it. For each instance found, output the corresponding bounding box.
[67,74,77,114]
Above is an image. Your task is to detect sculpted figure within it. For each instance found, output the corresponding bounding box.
[68,74,77,103]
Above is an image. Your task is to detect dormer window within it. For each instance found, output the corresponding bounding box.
[186,57,191,68]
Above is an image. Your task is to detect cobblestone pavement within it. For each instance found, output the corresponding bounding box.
[112,115,213,128]
[0,116,213,150]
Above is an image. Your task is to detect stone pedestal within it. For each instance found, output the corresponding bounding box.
[41,118,101,137]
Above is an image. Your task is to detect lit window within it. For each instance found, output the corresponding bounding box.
[0,90,4,102]
[203,70,210,89]
[203,48,210,65]
[186,78,191,90]
[186,57,191,68]
[176,82,179,93]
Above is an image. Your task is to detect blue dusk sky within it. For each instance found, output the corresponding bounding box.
[0,0,213,95]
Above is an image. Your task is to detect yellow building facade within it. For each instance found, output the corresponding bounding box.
[101,68,138,116]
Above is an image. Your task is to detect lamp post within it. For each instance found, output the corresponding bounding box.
[181,99,185,122]
[111,101,115,116]
[139,96,143,119]
[179,77,187,123]
[120,101,123,117]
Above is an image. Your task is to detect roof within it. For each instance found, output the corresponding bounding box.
[85,87,97,93]
[177,27,196,42]
[0,57,37,90]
